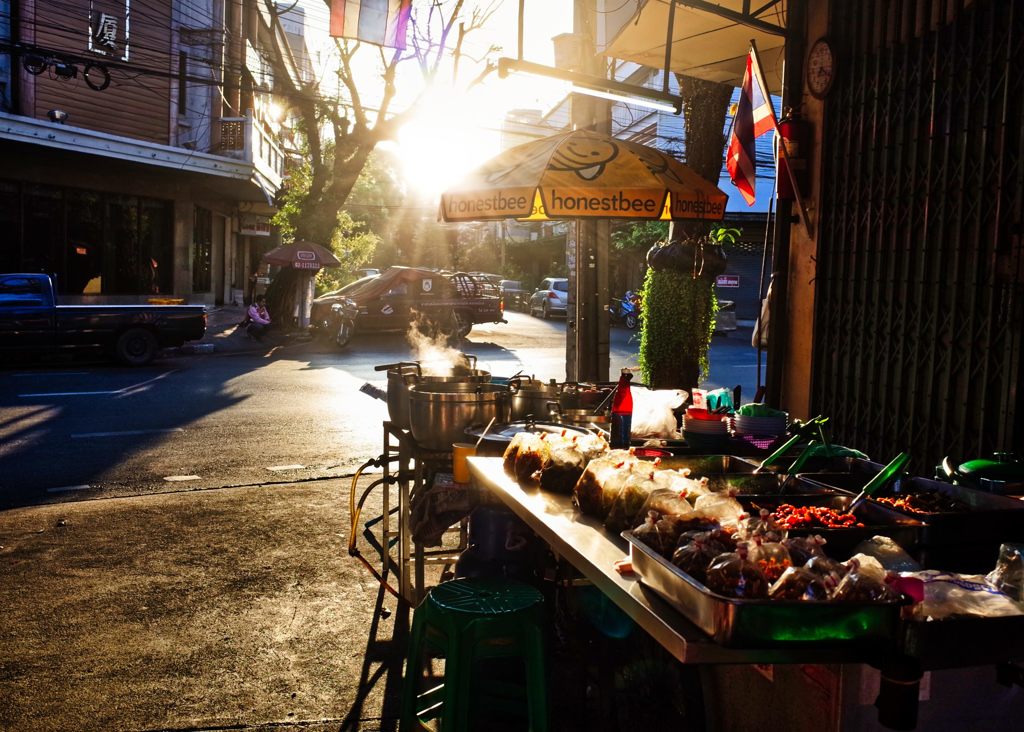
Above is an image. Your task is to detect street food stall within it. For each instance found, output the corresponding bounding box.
[348,362,1024,730]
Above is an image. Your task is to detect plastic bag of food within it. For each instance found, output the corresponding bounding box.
[508,433,551,483]
[705,544,770,599]
[605,472,658,533]
[830,561,899,602]
[676,525,736,555]
[693,492,745,527]
[987,543,1024,602]
[902,569,1024,619]
[631,388,688,439]
[632,511,674,555]
[852,535,921,573]
[741,508,788,543]
[651,469,708,502]
[671,534,720,584]
[783,534,827,566]
[539,439,588,494]
[844,554,888,585]
[573,453,640,518]
[748,538,793,583]
[804,554,848,581]
[640,487,693,519]
[769,565,830,601]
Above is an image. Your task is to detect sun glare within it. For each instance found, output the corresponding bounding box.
[395,86,499,198]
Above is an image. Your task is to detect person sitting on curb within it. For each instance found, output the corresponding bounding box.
[246,295,272,341]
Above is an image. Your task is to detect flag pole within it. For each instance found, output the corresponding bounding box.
[750,39,814,238]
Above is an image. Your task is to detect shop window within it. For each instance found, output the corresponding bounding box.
[193,206,213,292]
[140,200,173,294]
[107,196,139,294]
[66,190,104,294]
[22,185,63,282]
[0,181,19,273]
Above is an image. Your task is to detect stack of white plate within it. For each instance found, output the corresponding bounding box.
[732,413,788,436]
[682,414,729,435]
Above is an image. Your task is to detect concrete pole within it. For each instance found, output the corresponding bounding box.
[566,0,610,383]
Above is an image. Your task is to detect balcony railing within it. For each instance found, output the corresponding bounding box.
[218,109,284,194]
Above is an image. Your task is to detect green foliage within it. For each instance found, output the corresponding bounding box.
[611,221,668,251]
[707,225,741,246]
[637,266,718,389]
[315,211,381,294]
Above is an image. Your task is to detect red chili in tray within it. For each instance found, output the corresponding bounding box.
[770,504,865,529]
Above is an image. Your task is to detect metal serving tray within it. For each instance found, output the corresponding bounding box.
[701,472,839,496]
[803,473,1024,573]
[656,455,760,475]
[737,495,926,560]
[624,531,906,648]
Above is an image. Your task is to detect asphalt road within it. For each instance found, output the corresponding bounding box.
[0,311,759,506]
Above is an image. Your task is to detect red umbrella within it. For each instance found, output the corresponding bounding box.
[261,241,341,271]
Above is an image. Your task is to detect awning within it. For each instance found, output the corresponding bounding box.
[603,0,786,94]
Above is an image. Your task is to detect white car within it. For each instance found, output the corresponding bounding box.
[529,277,569,318]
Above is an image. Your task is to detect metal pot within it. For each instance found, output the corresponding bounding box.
[509,376,562,420]
[408,382,511,451]
[377,356,491,429]
[554,407,611,434]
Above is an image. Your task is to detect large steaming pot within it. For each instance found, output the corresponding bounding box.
[408,382,511,450]
[377,356,491,429]
[508,376,562,421]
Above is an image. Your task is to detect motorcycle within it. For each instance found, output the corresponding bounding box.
[610,291,641,330]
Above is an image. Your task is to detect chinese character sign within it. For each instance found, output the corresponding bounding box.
[89,1,130,61]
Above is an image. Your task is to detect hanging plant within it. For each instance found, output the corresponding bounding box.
[697,225,739,280]
[637,265,718,389]
[645,237,699,275]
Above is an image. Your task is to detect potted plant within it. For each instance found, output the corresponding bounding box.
[638,224,739,389]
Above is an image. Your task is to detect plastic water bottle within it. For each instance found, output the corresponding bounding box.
[610,369,633,449]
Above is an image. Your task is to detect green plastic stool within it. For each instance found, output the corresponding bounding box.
[400,578,548,732]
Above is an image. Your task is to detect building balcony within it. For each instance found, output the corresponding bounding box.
[217,109,285,201]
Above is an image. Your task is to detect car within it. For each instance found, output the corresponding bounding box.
[498,279,527,311]
[529,277,569,319]
[354,267,381,279]
[714,299,737,333]
[311,266,505,348]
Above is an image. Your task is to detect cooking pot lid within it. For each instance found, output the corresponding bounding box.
[464,421,591,443]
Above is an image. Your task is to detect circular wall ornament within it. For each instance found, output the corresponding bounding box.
[806,38,835,99]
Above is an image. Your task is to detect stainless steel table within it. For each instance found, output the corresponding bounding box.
[468,456,882,665]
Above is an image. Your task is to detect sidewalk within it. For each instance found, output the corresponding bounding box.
[0,477,405,731]
[182,304,320,357]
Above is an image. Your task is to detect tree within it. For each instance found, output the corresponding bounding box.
[265,0,499,246]
[637,75,732,389]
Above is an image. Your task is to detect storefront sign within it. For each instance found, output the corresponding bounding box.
[716,274,740,287]
[240,215,271,237]
[293,262,321,271]
[88,1,131,61]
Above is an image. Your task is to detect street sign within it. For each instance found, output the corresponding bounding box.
[716,274,740,287]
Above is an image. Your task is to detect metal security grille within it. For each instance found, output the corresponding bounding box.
[814,0,1024,470]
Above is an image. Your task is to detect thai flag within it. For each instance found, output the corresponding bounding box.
[726,48,776,206]
[330,0,412,50]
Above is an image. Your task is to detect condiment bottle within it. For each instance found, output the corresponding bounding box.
[610,368,633,449]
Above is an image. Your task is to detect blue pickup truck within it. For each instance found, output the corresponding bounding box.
[0,273,207,366]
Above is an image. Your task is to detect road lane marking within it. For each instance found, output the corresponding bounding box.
[19,370,178,398]
[163,475,201,482]
[14,372,89,377]
[71,428,185,439]
[46,484,91,493]
[267,464,306,471]
[19,390,119,397]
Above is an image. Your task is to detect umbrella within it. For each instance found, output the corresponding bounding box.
[261,240,341,271]
[440,129,728,223]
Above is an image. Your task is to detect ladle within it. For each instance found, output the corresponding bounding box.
[474,416,497,450]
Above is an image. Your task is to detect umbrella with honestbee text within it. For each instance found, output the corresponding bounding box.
[439,129,728,222]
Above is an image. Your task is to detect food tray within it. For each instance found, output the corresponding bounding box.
[624,531,906,647]
[803,473,1024,573]
[760,456,885,477]
[656,454,760,475]
[737,495,925,560]
[701,472,839,496]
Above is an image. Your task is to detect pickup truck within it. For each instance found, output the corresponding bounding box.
[311,266,505,347]
[0,273,207,366]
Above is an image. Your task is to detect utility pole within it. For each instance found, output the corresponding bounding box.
[566,0,610,383]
